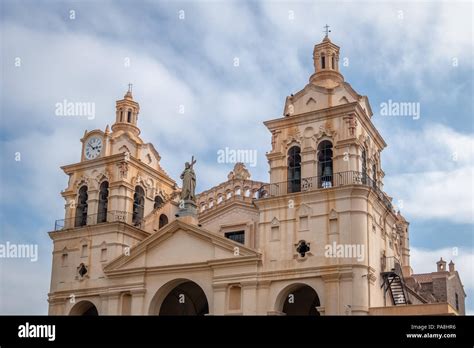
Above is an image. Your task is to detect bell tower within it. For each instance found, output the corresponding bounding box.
[111,84,140,137]
[309,27,344,88]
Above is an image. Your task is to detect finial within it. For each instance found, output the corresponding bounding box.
[124,83,133,99]
[105,124,110,135]
[323,24,331,38]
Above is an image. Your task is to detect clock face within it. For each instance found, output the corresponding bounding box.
[84,136,103,160]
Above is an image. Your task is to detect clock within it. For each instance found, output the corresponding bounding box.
[84,136,103,160]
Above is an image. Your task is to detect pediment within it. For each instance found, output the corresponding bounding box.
[297,203,312,217]
[104,220,260,273]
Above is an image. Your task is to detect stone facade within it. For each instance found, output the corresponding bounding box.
[48,36,465,316]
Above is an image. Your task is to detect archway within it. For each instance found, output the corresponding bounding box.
[278,284,320,316]
[69,300,99,316]
[150,279,209,316]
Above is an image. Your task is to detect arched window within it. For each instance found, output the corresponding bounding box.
[318,141,333,188]
[361,148,367,185]
[132,186,145,226]
[331,55,335,69]
[287,146,301,193]
[127,110,132,123]
[321,54,326,69]
[120,110,123,122]
[159,214,168,229]
[372,164,377,188]
[75,186,88,227]
[97,181,109,223]
[154,196,164,210]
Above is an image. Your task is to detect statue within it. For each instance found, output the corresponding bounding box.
[180,156,196,201]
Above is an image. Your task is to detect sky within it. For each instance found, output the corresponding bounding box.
[0,0,473,314]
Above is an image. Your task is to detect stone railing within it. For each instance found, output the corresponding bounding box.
[196,179,266,214]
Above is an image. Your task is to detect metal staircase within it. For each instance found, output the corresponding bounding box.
[381,256,409,305]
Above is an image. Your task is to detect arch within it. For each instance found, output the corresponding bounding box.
[321,54,326,69]
[317,140,333,188]
[132,185,145,226]
[275,283,320,316]
[287,146,301,193]
[97,181,109,223]
[75,185,88,227]
[149,279,209,316]
[127,109,132,123]
[234,186,241,196]
[69,300,98,316]
[154,195,164,209]
[159,214,168,229]
[243,187,251,197]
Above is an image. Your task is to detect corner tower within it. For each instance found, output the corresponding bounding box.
[256,31,411,315]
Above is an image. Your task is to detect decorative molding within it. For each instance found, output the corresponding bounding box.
[329,209,338,220]
[315,125,336,141]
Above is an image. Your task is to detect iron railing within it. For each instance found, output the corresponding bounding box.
[54,210,144,231]
[257,170,393,211]
[381,256,402,275]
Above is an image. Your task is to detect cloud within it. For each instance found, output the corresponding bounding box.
[0,1,472,315]
[410,246,474,314]
[383,124,474,224]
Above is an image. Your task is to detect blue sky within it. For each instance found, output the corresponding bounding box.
[0,0,473,314]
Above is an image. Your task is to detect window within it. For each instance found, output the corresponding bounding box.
[127,110,132,123]
[75,185,88,227]
[271,226,280,241]
[78,263,88,277]
[154,196,164,209]
[361,148,367,184]
[455,293,459,311]
[296,240,310,257]
[318,141,333,188]
[225,231,245,244]
[101,247,107,262]
[132,186,145,226]
[159,214,168,229]
[81,244,88,257]
[97,181,109,223]
[321,54,326,69]
[331,55,335,69]
[287,146,301,193]
[120,110,123,122]
[299,216,308,230]
[61,253,68,267]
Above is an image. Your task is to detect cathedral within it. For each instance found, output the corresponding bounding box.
[48,34,465,316]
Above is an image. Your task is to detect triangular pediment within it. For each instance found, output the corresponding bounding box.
[103,219,260,274]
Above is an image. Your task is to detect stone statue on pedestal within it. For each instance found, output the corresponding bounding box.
[178,156,198,219]
[180,156,196,201]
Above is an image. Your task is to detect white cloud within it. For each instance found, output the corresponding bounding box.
[383,124,474,224]
[410,246,474,314]
[0,1,472,315]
